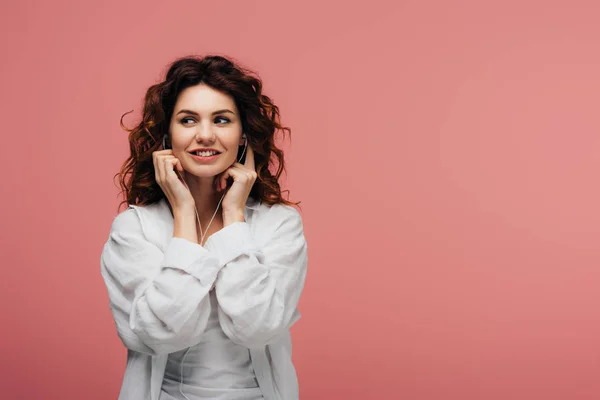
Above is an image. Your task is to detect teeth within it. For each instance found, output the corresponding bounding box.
[196,151,217,156]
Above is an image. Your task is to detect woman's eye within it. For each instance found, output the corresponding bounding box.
[179,116,230,125]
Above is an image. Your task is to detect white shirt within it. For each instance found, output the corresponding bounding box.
[100,196,308,400]
[160,289,263,400]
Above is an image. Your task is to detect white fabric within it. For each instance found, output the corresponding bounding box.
[100,196,308,400]
[160,290,263,400]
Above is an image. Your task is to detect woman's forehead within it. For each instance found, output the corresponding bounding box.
[175,84,236,113]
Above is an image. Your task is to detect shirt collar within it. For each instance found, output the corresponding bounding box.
[245,196,261,210]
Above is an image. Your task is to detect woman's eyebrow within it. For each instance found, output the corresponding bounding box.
[176,109,235,116]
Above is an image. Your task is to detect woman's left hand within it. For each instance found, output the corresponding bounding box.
[217,144,257,225]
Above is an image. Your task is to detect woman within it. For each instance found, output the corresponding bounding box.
[100,55,308,400]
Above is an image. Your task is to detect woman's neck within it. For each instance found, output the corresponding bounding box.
[184,173,224,224]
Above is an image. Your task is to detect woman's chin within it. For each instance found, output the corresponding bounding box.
[183,166,224,179]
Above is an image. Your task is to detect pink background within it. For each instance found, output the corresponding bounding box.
[2,0,600,399]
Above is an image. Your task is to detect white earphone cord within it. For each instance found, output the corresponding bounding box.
[172,140,247,399]
[174,140,247,246]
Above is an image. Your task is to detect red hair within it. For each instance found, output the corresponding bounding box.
[114,55,300,213]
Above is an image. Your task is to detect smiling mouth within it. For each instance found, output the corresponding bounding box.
[191,150,221,156]
[189,152,220,162]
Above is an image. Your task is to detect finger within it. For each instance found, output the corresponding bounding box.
[174,160,185,181]
[156,154,168,184]
[173,158,184,173]
[225,165,256,186]
[155,154,176,183]
[153,152,161,183]
[163,158,180,185]
[244,143,255,170]
[168,158,183,178]
[231,163,258,181]
[222,166,247,188]
[163,157,175,181]
[219,169,232,191]
[213,174,224,192]
[154,155,161,185]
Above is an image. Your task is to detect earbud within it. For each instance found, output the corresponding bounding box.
[238,134,248,162]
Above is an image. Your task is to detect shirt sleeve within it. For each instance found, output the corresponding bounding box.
[206,204,308,349]
[99,206,248,356]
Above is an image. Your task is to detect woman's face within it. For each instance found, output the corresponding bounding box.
[169,83,243,178]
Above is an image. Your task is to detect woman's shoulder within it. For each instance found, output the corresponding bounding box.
[109,199,173,244]
[252,200,305,239]
[113,200,165,224]
[254,199,302,220]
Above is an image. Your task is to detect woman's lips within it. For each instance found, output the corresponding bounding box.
[189,152,220,162]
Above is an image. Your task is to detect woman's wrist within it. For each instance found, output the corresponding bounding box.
[173,207,198,243]
[223,209,245,227]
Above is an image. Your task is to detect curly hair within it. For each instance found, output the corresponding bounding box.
[114,55,300,213]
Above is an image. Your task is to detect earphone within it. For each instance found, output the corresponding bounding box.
[161,134,248,400]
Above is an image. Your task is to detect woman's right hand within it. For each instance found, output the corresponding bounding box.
[152,149,195,211]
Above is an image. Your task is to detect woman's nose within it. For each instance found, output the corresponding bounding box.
[195,122,215,141]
